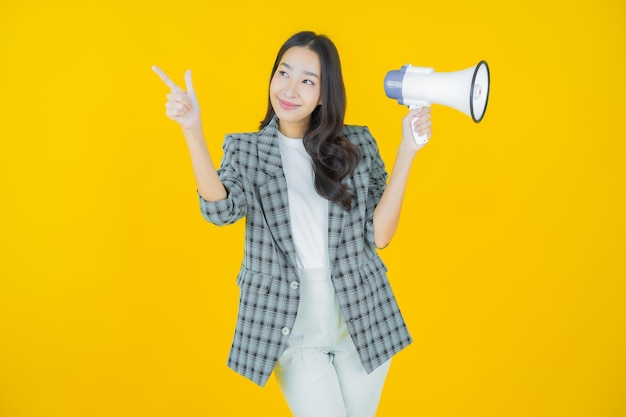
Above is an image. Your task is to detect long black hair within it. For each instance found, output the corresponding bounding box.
[259,31,361,211]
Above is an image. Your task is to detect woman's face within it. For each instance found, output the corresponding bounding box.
[269,46,322,138]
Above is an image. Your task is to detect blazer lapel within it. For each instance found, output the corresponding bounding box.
[256,119,299,269]
[327,176,352,272]
[327,200,346,272]
[255,118,354,272]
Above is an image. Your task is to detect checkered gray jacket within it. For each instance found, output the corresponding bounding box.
[199,117,412,386]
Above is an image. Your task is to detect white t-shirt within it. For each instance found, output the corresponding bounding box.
[277,131,329,269]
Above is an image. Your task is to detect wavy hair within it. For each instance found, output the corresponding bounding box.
[259,31,361,211]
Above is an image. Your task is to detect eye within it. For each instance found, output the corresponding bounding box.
[303,79,314,86]
[278,70,288,77]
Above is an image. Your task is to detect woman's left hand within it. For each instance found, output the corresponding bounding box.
[401,106,432,152]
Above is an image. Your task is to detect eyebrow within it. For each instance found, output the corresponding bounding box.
[280,62,320,80]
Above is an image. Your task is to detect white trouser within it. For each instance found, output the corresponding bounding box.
[275,267,391,417]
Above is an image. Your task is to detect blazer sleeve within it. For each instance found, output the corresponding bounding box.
[361,127,388,246]
[198,134,248,226]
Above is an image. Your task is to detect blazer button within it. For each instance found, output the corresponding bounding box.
[290,281,299,289]
[281,327,290,336]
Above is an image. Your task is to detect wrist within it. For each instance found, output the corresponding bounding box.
[397,142,419,159]
[182,119,203,134]
[182,121,204,142]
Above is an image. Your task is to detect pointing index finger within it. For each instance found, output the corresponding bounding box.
[152,65,181,92]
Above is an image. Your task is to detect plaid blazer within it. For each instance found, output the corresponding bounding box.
[199,117,412,386]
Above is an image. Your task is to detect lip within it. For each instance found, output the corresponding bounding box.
[278,98,300,111]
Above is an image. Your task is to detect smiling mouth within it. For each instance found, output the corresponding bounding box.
[278,98,299,110]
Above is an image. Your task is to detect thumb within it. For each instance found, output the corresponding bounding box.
[184,70,199,108]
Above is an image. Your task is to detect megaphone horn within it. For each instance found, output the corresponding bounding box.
[384,61,490,144]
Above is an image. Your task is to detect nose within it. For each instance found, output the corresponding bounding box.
[285,78,298,97]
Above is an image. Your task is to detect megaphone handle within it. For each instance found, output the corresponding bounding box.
[409,104,430,146]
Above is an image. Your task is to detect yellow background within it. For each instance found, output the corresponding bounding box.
[1,1,625,416]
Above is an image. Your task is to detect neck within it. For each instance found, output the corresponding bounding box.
[278,119,309,139]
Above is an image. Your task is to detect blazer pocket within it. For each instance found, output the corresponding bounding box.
[236,266,275,295]
[358,256,389,286]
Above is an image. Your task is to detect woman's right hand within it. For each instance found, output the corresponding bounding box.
[152,65,201,130]
[401,106,432,153]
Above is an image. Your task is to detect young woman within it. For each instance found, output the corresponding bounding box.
[153,31,431,417]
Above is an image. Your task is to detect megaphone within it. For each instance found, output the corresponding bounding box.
[384,61,490,145]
